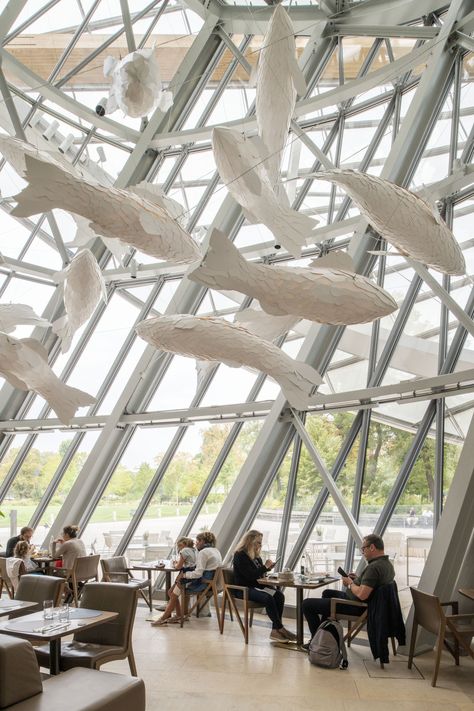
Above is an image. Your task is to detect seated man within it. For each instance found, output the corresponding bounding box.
[5,526,34,558]
[302,533,395,638]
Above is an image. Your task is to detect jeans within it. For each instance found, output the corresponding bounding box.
[233,587,285,629]
[302,589,365,636]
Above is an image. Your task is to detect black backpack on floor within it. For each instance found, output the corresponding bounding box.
[308,618,349,669]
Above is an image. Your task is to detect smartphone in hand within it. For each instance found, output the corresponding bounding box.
[337,566,348,578]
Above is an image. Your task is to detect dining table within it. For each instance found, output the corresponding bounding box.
[31,554,62,571]
[257,575,338,649]
[132,560,177,600]
[0,608,118,674]
[0,599,37,617]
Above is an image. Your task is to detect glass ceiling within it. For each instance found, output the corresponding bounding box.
[0,0,472,574]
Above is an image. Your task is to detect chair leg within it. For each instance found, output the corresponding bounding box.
[347,620,352,647]
[407,621,418,669]
[391,636,397,656]
[432,625,446,687]
[220,594,227,635]
[128,650,138,677]
[244,600,249,645]
[249,608,254,628]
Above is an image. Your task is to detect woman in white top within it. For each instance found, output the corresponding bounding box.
[55,524,87,570]
[152,536,197,625]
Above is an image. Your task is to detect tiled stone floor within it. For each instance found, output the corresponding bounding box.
[102,603,474,711]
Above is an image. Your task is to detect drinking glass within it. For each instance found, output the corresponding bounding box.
[58,603,69,622]
[43,600,54,620]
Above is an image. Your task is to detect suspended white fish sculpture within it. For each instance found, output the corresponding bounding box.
[136,314,322,410]
[256,4,306,197]
[0,136,201,265]
[127,181,187,228]
[212,127,318,258]
[0,304,51,333]
[0,333,95,424]
[234,307,299,341]
[102,48,173,118]
[69,215,129,263]
[52,249,107,353]
[188,229,397,325]
[312,169,465,275]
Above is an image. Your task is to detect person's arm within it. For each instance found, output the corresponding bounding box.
[182,549,206,579]
[173,553,186,570]
[342,576,373,601]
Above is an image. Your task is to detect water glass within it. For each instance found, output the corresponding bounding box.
[43,600,54,620]
[58,603,69,622]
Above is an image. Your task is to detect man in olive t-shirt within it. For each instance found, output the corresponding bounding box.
[302,533,395,637]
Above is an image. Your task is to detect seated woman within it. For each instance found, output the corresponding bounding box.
[54,524,86,571]
[152,536,197,625]
[233,529,296,643]
[155,531,221,624]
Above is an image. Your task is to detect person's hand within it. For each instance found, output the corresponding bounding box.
[265,559,274,569]
[342,576,353,587]
[348,573,356,580]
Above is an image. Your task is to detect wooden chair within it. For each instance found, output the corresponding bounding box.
[408,587,474,687]
[331,582,404,668]
[0,557,16,598]
[65,554,100,607]
[101,556,152,611]
[179,568,222,629]
[330,596,369,646]
[220,567,263,644]
[35,582,139,675]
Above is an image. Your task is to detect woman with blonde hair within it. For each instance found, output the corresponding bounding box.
[233,529,296,643]
[152,536,197,625]
[153,531,221,625]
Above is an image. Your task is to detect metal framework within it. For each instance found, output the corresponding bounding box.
[0,0,472,606]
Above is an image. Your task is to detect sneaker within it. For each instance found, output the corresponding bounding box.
[270,629,289,643]
[281,628,297,642]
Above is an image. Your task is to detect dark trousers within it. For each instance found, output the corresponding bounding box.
[233,587,285,629]
[302,589,365,636]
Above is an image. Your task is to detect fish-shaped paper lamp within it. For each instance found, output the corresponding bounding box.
[52,249,107,353]
[101,48,173,118]
[69,214,129,263]
[312,169,465,275]
[0,304,51,333]
[188,229,397,325]
[0,136,201,265]
[256,4,306,196]
[136,314,322,410]
[0,333,95,424]
[212,127,318,257]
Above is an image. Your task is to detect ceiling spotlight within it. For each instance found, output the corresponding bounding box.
[95,97,108,116]
[58,134,75,154]
[42,120,60,141]
[97,146,107,163]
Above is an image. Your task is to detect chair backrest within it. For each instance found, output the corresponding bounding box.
[410,587,445,636]
[71,554,100,581]
[0,557,15,594]
[6,559,26,593]
[101,556,128,582]
[74,582,137,650]
[15,574,64,609]
[222,567,235,587]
